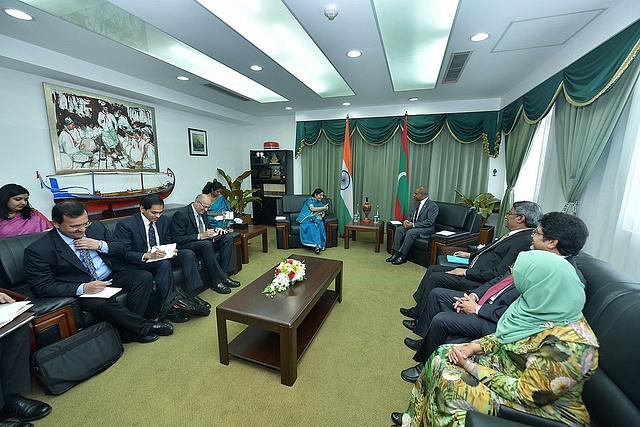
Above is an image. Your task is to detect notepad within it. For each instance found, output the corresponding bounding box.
[0,301,33,329]
[446,255,469,265]
[146,243,177,262]
[436,230,456,236]
[80,287,122,299]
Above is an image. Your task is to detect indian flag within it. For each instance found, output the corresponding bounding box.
[338,115,353,234]
[395,113,410,220]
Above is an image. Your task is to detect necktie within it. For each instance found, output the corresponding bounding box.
[412,203,421,222]
[477,274,513,305]
[79,248,99,281]
[197,214,206,233]
[148,223,157,248]
[469,233,509,268]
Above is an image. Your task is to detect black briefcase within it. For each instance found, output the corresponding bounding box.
[32,321,124,395]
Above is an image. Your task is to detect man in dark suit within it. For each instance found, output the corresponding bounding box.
[386,186,439,265]
[23,201,173,344]
[114,195,210,324]
[400,201,542,325]
[170,194,240,294]
[399,211,589,383]
[0,292,51,425]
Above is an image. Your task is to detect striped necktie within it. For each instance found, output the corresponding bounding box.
[148,223,157,248]
[79,248,99,281]
[197,214,206,233]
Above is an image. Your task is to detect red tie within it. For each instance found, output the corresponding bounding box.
[477,274,513,305]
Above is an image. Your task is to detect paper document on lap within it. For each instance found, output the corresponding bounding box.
[80,287,122,298]
[0,301,33,329]
[147,243,177,262]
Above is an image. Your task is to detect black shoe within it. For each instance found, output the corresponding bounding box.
[314,247,320,254]
[193,295,211,309]
[0,396,51,422]
[149,321,174,336]
[164,308,191,323]
[0,421,34,427]
[400,307,419,319]
[212,282,232,294]
[391,412,404,426]
[131,333,159,344]
[172,299,210,317]
[402,319,416,331]
[385,253,399,262]
[404,337,422,351]
[401,363,424,383]
[392,256,407,265]
[221,277,240,288]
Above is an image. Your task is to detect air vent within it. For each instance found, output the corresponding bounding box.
[442,51,473,84]
[201,83,251,101]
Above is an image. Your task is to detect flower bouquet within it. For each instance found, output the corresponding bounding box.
[262,258,306,298]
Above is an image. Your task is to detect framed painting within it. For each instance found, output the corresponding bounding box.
[43,82,159,173]
[188,128,208,156]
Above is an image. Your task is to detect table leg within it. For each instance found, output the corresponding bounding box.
[216,308,229,364]
[241,236,249,264]
[335,265,343,303]
[375,229,381,253]
[280,327,297,386]
[344,228,350,249]
[261,230,268,253]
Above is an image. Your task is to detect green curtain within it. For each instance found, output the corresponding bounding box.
[555,54,640,212]
[300,129,488,224]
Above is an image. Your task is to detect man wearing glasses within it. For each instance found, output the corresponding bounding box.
[23,201,174,344]
[170,194,240,294]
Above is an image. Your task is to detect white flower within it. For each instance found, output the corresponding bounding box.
[263,259,306,298]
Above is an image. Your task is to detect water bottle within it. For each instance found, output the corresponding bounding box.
[353,203,360,223]
[373,205,380,224]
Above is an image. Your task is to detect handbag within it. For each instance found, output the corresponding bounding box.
[32,321,124,395]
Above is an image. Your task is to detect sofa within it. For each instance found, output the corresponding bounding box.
[0,205,243,350]
[465,254,640,427]
[275,195,338,249]
[386,201,482,267]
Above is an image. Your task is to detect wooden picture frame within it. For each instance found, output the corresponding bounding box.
[188,128,208,156]
[43,82,159,173]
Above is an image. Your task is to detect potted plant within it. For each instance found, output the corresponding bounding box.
[216,168,262,223]
[454,190,501,227]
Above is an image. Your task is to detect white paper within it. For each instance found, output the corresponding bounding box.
[436,230,456,236]
[0,301,33,329]
[146,243,177,262]
[214,211,234,221]
[80,287,122,298]
[389,220,402,225]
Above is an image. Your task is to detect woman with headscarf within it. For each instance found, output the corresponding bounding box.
[391,250,599,427]
[0,184,52,238]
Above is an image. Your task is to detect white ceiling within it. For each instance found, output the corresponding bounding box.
[0,0,638,119]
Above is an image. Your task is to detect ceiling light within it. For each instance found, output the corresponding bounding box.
[284,106,293,110]
[4,8,34,20]
[342,102,351,106]
[198,0,354,98]
[346,50,362,58]
[177,76,190,81]
[373,0,459,91]
[408,97,419,101]
[470,32,490,42]
[250,65,263,71]
[324,5,338,21]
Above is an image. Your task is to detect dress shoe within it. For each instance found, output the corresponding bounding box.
[0,421,34,427]
[391,412,404,426]
[164,308,191,323]
[404,337,422,351]
[385,253,399,262]
[392,256,407,265]
[401,363,424,384]
[400,307,419,319]
[194,295,211,309]
[402,319,416,331]
[221,277,241,288]
[0,395,51,422]
[211,282,231,294]
[149,321,174,336]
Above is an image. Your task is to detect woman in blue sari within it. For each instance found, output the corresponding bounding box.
[202,181,232,228]
[297,188,329,254]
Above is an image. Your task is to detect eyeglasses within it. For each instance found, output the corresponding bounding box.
[197,200,211,209]
[505,210,520,217]
[531,229,545,238]
[66,221,91,231]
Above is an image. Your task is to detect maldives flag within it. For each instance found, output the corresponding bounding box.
[338,115,353,234]
[395,113,410,220]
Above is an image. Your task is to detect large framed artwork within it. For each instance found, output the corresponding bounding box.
[43,82,159,173]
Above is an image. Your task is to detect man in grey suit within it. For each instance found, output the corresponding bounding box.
[386,186,439,265]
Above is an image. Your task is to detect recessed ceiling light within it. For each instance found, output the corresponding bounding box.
[177,76,190,81]
[284,106,293,110]
[250,65,263,71]
[4,8,34,21]
[342,102,351,106]
[408,97,419,101]
[346,50,362,58]
[470,32,490,42]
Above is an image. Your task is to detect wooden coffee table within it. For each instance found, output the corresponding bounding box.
[235,224,268,264]
[344,220,385,252]
[216,254,343,386]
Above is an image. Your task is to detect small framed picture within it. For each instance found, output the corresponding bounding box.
[188,128,208,156]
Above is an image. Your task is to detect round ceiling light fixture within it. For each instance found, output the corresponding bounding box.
[4,8,34,20]
[346,50,362,58]
[470,32,490,42]
[408,97,419,102]
[176,76,190,81]
[250,65,263,71]
[324,5,338,21]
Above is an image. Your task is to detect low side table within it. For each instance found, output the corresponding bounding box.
[236,225,269,264]
[344,220,384,253]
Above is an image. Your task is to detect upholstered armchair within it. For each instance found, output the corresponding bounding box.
[275,195,338,249]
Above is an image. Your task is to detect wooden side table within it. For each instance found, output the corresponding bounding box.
[344,221,384,252]
[236,225,269,264]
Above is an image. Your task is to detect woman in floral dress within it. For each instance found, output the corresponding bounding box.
[391,250,599,427]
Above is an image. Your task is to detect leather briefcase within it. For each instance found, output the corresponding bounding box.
[32,321,123,395]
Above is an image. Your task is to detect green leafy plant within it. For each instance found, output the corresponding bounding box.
[454,190,501,223]
[216,168,262,216]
